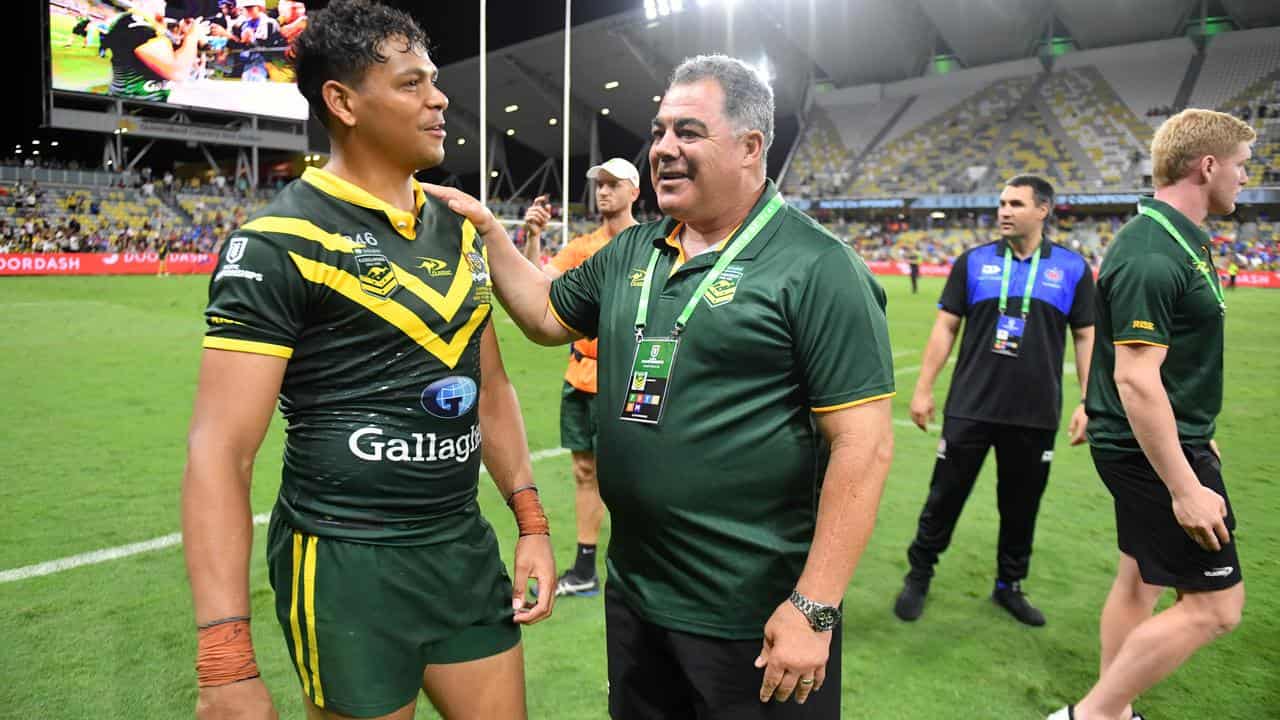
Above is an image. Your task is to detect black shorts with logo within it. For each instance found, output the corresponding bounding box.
[605,585,841,720]
[1092,444,1242,591]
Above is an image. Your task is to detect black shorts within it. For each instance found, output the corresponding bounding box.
[605,585,840,720]
[1092,444,1242,591]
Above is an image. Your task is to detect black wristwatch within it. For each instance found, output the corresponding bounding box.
[788,590,841,632]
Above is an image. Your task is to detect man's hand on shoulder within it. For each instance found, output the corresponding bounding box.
[420,184,503,239]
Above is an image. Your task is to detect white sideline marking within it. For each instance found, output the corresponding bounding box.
[894,417,939,432]
[894,357,953,377]
[0,447,570,584]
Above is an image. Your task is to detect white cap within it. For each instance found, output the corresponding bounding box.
[237,0,265,8]
[586,158,640,186]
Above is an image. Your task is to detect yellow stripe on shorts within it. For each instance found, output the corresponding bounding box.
[304,535,325,707]
[289,532,310,697]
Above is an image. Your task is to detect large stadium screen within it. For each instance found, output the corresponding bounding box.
[48,0,309,120]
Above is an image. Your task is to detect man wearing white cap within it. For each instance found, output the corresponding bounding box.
[522,157,641,597]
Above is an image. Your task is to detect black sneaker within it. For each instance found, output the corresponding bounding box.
[554,570,600,597]
[992,581,1046,626]
[893,576,929,621]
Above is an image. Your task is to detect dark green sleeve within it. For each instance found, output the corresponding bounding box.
[1104,254,1185,347]
[547,230,622,338]
[793,244,896,411]
[202,231,309,358]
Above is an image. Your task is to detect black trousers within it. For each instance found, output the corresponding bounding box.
[906,417,1057,584]
[606,586,841,719]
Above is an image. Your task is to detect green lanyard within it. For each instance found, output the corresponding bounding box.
[998,245,1041,317]
[1138,206,1226,313]
[634,193,785,339]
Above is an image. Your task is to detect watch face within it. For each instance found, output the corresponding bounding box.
[815,606,839,630]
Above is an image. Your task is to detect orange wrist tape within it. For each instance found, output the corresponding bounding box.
[196,618,260,688]
[508,485,550,536]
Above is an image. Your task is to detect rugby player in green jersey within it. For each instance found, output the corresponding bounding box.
[181,3,554,719]
[100,0,207,102]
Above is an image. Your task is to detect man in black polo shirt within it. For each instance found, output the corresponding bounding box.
[1051,109,1253,720]
[895,175,1095,626]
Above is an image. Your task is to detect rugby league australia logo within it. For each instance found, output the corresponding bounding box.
[226,236,247,264]
[421,376,479,419]
[353,247,400,299]
[704,265,744,307]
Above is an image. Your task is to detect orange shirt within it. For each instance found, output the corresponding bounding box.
[549,226,613,393]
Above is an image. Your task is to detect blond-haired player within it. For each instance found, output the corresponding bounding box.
[1050,109,1254,720]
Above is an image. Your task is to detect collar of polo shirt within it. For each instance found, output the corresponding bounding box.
[300,167,427,240]
[648,179,783,271]
[997,235,1053,260]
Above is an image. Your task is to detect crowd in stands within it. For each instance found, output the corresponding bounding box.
[2,167,1275,275]
[809,210,1279,272]
[0,177,269,256]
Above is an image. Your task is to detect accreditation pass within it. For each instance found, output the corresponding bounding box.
[620,338,679,424]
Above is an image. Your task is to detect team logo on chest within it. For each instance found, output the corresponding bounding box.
[415,257,453,277]
[353,248,400,299]
[703,265,744,308]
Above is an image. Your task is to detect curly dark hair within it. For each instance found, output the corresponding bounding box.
[291,0,429,128]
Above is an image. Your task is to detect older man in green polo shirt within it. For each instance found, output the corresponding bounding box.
[427,54,895,719]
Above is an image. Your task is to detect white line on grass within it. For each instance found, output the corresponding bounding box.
[894,357,953,376]
[0,447,570,584]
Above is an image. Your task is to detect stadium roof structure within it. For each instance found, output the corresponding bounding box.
[432,0,1280,178]
[434,4,815,177]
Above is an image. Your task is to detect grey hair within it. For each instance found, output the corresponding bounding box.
[669,54,775,152]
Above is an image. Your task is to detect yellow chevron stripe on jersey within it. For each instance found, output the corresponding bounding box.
[288,252,489,368]
[387,222,479,321]
[245,216,480,322]
[242,216,365,253]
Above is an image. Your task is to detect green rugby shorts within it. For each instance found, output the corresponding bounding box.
[559,381,599,453]
[265,507,520,718]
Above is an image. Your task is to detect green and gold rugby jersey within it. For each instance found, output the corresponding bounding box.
[1087,197,1225,453]
[102,13,171,102]
[550,180,896,638]
[203,168,493,545]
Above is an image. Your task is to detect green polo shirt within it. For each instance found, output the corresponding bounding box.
[549,180,895,639]
[203,167,495,545]
[1086,197,1225,453]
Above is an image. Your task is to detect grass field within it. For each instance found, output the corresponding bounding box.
[50,8,115,93]
[1,275,1276,718]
